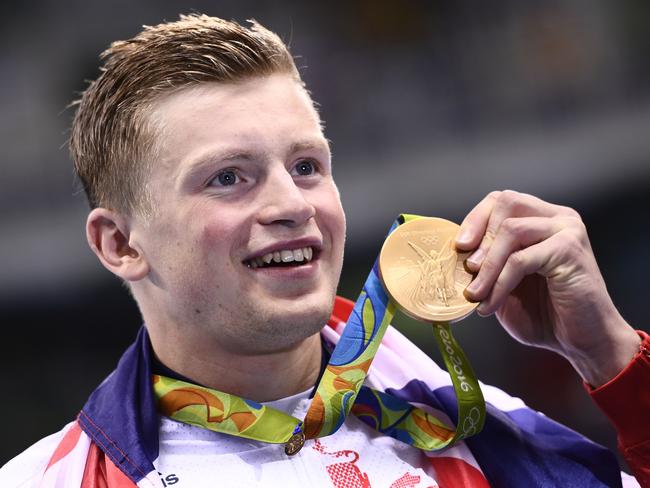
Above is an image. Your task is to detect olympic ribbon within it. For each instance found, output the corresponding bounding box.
[300,219,399,439]
[152,214,485,453]
[153,375,302,443]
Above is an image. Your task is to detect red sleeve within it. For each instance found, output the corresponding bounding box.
[328,296,355,327]
[587,330,650,486]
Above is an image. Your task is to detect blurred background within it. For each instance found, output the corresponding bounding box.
[1,0,649,471]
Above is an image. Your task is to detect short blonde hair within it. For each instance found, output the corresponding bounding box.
[70,14,300,215]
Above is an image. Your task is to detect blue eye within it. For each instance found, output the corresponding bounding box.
[214,170,238,186]
[293,160,315,176]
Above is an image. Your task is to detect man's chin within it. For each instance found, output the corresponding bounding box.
[265,302,332,334]
[240,298,333,351]
[258,286,335,317]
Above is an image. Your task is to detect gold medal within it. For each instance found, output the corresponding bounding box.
[379,217,477,323]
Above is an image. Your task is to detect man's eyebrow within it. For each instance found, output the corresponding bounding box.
[288,140,331,155]
[179,150,254,182]
[178,140,331,183]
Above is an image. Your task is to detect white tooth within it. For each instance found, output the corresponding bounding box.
[280,250,294,262]
[304,247,313,261]
[256,257,265,267]
[273,251,282,263]
[293,248,304,262]
[262,253,273,264]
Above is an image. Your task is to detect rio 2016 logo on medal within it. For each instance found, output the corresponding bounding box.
[379,217,478,323]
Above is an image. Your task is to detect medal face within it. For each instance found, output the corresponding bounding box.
[284,432,306,455]
[379,217,477,323]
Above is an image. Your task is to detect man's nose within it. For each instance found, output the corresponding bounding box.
[257,167,315,227]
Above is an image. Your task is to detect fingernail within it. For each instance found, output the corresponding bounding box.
[476,304,488,316]
[456,229,472,245]
[466,279,480,294]
[467,248,484,267]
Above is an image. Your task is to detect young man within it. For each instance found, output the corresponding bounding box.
[1,14,648,487]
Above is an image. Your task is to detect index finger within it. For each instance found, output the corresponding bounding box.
[455,191,501,251]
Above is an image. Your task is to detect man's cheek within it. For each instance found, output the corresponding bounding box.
[199,220,243,251]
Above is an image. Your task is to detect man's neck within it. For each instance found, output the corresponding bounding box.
[148,327,323,402]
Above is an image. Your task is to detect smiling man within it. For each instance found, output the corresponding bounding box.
[1,14,648,488]
[97,75,346,403]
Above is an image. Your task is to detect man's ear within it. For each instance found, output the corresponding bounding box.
[86,208,149,282]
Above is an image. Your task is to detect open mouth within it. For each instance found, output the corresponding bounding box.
[244,246,316,269]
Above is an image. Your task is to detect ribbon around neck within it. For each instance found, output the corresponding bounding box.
[152,214,485,452]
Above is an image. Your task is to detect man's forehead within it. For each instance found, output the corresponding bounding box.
[144,75,329,179]
[150,77,320,140]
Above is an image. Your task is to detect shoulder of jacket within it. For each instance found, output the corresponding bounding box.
[0,421,76,486]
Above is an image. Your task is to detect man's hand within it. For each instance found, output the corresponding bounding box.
[455,190,640,387]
